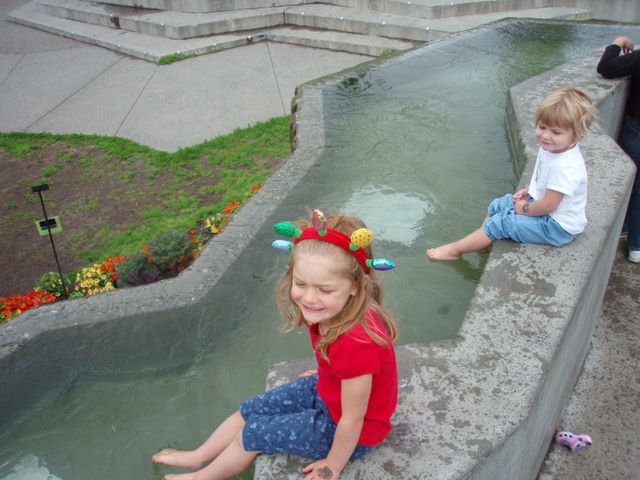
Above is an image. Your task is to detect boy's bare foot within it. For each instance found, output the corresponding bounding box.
[426,245,461,261]
[152,449,204,470]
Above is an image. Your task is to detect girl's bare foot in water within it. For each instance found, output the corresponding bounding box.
[152,449,205,471]
[426,245,461,261]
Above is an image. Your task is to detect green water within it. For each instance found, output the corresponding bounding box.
[2,19,640,480]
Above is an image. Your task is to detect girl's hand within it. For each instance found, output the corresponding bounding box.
[303,459,341,480]
[298,369,318,378]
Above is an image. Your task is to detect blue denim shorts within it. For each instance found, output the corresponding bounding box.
[239,374,372,459]
[482,194,576,247]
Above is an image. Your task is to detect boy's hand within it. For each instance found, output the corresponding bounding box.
[513,187,529,201]
[303,459,341,480]
[514,199,528,214]
[298,369,318,378]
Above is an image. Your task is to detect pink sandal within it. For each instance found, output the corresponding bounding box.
[555,431,592,452]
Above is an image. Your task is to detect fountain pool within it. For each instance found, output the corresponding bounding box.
[2,18,640,480]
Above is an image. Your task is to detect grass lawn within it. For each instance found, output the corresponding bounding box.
[0,116,291,297]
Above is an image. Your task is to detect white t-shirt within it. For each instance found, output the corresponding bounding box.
[528,144,587,235]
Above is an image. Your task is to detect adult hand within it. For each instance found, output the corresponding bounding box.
[303,459,341,480]
[298,369,318,378]
[613,36,634,54]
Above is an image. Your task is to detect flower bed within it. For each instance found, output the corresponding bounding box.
[0,189,258,324]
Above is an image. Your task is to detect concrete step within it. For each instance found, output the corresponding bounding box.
[285,5,440,42]
[269,27,414,55]
[8,0,592,63]
[94,0,304,14]
[284,5,591,42]
[35,0,592,43]
[322,0,588,20]
[39,0,438,41]
[9,1,413,61]
[91,0,582,18]
[425,5,592,32]
[38,0,287,39]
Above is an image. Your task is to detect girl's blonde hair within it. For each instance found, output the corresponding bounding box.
[275,213,398,360]
[535,86,597,141]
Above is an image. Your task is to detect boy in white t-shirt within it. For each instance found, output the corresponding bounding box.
[427,86,596,261]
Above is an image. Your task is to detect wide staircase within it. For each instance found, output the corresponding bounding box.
[9,0,592,61]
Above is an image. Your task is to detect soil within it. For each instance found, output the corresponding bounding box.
[0,139,281,297]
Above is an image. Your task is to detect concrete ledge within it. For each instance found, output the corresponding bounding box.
[254,42,635,480]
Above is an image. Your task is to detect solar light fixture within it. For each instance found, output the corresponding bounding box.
[31,183,68,299]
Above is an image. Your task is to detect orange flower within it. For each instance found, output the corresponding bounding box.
[0,290,56,322]
[223,201,239,215]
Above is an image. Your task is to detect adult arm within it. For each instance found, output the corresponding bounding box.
[514,188,564,216]
[597,37,638,79]
[302,374,373,480]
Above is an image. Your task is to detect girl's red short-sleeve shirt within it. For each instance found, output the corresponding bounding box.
[309,309,398,446]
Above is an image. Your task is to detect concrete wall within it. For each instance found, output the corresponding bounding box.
[578,0,640,23]
[254,45,635,480]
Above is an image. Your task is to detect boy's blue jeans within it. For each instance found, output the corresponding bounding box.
[482,194,576,246]
[239,374,372,459]
[620,116,640,252]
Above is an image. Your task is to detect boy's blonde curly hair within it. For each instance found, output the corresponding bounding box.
[535,86,597,141]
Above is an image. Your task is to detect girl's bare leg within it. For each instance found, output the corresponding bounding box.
[164,433,259,480]
[426,228,492,261]
[153,411,245,470]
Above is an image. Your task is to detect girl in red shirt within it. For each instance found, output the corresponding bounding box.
[153,210,398,480]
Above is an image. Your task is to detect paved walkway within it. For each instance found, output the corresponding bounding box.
[0,0,370,152]
[1,1,638,478]
[537,240,640,480]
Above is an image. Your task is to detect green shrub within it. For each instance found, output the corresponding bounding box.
[148,230,196,277]
[117,251,161,287]
[118,230,196,287]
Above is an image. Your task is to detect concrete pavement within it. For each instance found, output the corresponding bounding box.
[1,1,639,478]
[0,0,372,152]
[538,240,640,480]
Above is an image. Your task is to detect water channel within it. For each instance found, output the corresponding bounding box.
[2,19,640,480]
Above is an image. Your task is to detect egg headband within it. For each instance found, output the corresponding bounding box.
[272,209,396,273]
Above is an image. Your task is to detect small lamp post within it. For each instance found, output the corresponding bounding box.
[31,183,68,299]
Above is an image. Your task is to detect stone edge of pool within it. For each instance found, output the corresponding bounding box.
[0,22,633,480]
[253,39,634,479]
